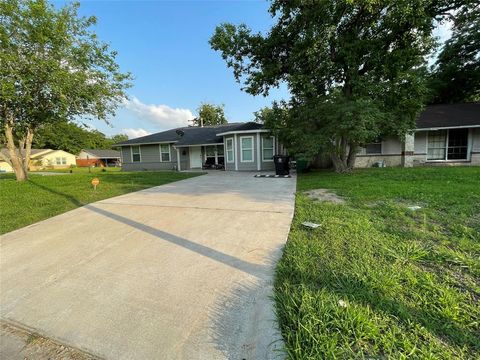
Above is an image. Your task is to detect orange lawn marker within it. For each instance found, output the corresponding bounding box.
[91,178,100,191]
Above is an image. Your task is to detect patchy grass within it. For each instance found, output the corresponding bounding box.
[0,171,201,234]
[275,167,480,359]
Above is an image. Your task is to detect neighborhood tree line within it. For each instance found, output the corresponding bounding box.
[1,0,479,180]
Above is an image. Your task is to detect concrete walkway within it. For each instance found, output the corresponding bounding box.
[1,172,296,360]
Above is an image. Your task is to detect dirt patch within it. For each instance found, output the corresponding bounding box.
[304,189,345,204]
[1,320,101,360]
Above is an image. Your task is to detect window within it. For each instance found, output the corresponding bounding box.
[427,129,468,161]
[365,142,382,154]
[447,129,468,160]
[262,136,274,161]
[55,157,61,165]
[61,157,67,165]
[427,130,447,160]
[226,138,234,163]
[160,144,170,162]
[240,136,254,162]
[131,146,141,162]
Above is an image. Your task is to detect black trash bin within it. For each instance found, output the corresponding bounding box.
[273,155,290,175]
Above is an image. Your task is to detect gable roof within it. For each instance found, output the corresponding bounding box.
[417,103,480,129]
[81,149,121,158]
[115,122,265,147]
[1,148,52,158]
[0,148,76,161]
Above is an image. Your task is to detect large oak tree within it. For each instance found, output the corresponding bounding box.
[429,4,480,103]
[0,0,131,181]
[211,0,471,172]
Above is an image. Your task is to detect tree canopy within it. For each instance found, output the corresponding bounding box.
[429,4,480,104]
[33,121,127,154]
[0,0,131,180]
[192,103,227,127]
[211,0,472,172]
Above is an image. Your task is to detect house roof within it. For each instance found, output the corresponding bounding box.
[82,149,121,159]
[1,148,53,158]
[417,103,480,129]
[115,122,265,147]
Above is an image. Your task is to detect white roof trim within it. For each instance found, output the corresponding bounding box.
[117,140,178,146]
[416,125,480,131]
[175,143,224,148]
[216,129,269,136]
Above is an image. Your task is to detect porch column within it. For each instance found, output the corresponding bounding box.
[176,147,181,171]
[234,134,238,171]
[256,133,261,171]
[402,133,415,167]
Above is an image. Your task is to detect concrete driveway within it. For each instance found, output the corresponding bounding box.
[0,172,296,359]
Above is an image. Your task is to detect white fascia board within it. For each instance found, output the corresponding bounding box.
[175,143,224,148]
[118,141,178,146]
[216,129,269,136]
[416,125,480,131]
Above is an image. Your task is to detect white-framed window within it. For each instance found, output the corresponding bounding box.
[160,144,171,162]
[262,136,275,161]
[427,129,468,161]
[365,141,382,154]
[61,157,67,165]
[226,138,234,163]
[240,136,254,162]
[55,157,61,165]
[131,145,141,162]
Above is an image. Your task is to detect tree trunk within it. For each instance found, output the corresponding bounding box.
[330,136,350,173]
[347,142,358,170]
[330,138,358,173]
[4,119,28,181]
[23,127,34,175]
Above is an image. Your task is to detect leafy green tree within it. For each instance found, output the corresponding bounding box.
[211,0,468,172]
[0,0,131,181]
[33,121,127,154]
[429,4,480,103]
[192,103,227,127]
[110,134,128,144]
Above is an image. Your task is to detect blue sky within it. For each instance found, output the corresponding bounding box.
[56,1,451,139]
[54,0,288,138]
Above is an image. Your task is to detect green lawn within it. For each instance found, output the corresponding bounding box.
[0,171,201,234]
[275,167,480,359]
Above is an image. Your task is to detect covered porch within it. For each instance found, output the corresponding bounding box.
[175,144,225,171]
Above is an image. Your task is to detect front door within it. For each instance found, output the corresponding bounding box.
[189,146,202,168]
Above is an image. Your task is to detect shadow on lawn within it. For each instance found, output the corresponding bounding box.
[294,266,480,354]
[29,178,84,207]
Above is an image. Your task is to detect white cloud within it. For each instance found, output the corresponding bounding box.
[123,96,193,130]
[122,128,151,139]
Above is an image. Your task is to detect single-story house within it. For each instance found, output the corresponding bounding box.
[77,149,121,167]
[114,103,479,172]
[357,103,480,167]
[0,148,76,172]
[115,122,286,172]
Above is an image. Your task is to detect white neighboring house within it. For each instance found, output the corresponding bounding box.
[357,103,480,167]
[0,148,76,172]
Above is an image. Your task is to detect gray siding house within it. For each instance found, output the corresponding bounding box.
[357,103,480,167]
[115,122,285,172]
[116,103,479,171]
